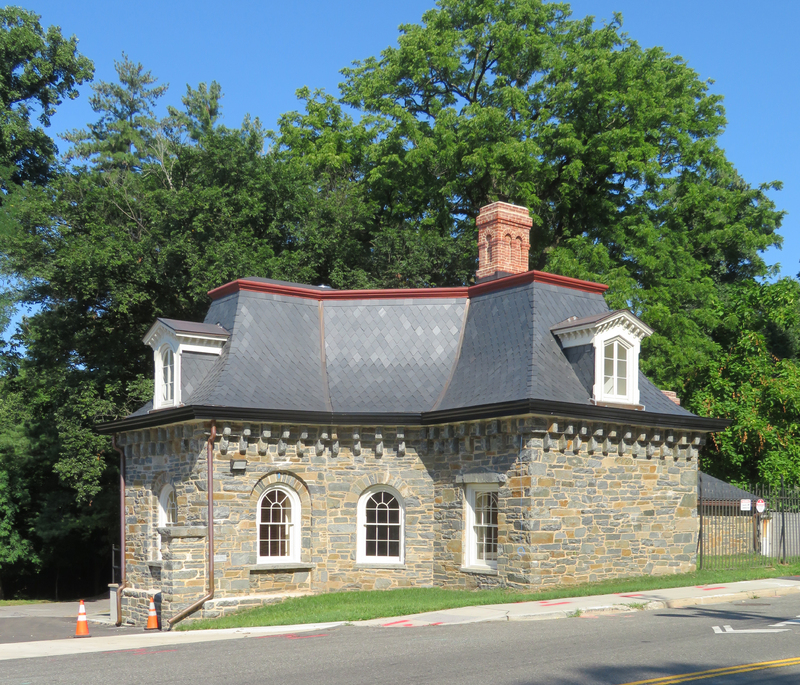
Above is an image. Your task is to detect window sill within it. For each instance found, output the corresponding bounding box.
[460,565,498,576]
[354,562,405,569]
[157,526,207,538]
[248,562,314,572]
[591,398,644,411]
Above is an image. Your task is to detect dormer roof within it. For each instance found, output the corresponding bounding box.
[143,318,230,346]
[551,310,653,347]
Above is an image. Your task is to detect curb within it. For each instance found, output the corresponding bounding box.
[483,584,800,623]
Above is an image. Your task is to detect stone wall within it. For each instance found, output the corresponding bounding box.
[116,415,701,625]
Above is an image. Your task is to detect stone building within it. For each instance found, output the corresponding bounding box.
[97,202,728,627]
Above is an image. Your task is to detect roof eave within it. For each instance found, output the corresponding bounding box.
[96,400,730,435]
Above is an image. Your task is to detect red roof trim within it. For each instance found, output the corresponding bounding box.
[207,271,608,301]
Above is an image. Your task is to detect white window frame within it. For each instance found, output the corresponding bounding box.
[257,485,301,564]
[153,343,178,409]
[552,310,651,409]
[143,319,228,411]
[463,484,499,571]
[161,346,175,406]
[156,484,177,560]
[357,486,404,565]
[592,328,639,406]
[600,336,633,403]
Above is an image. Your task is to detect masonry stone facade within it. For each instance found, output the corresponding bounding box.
[99,201,727,627]
[117,416,701,625]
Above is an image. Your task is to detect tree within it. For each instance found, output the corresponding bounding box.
[0,58,290,596]
[686,279,800,486]
[0,7,93,191]
[335,0,784,385]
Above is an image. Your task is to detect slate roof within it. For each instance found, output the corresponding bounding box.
[154,318,230,338]
[698,472,759,501]
[99,272,728,432]
[550,311,617,332]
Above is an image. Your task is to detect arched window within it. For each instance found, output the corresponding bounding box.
[603,338,630,398]
[258,486,301,563]
[161,347,174,404]
[156,485,177,560]
[357,487,404,564]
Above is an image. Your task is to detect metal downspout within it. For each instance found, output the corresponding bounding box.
[111,435,127,627]
[168,420,217,627]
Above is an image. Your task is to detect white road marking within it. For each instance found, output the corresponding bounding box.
[712,624,791,634]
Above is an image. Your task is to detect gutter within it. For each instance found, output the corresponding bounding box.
[111,435,127,627]
[96,400,731,435]
[168,420,216,628]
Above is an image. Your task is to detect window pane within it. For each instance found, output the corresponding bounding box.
[260,490,292,558]
[616,344,627,396]
[604,342,614,394]
[364,492,401,558]
[474,492,498,562]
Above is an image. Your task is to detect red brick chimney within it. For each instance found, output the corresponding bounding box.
[476,202,533,283]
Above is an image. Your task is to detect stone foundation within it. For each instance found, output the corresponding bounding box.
[117,415,701,626]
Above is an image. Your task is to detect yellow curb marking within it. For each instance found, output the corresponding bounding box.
[619,656,800,684]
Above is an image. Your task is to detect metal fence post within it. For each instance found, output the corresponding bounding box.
[697,472,703,571]
[781,475,787,564]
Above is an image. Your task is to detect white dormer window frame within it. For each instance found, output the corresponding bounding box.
[593,329,637,406]
[143,320,229,410]
[552,310,653,409]
[157,344,176,408]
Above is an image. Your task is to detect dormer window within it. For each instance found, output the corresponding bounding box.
[552,310,653,409]
[603,338,629,400]
[161,347,175,404]
[143,318,230,411]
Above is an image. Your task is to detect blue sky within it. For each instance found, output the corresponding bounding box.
[19,0,800,279]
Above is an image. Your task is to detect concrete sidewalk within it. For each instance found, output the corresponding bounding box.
[356,577,800,627]
[1,577,800,661]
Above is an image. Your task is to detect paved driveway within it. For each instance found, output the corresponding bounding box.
[0,598,136,643]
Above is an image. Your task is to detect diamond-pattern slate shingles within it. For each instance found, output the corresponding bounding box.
[530,282,608,404]
[181,352,219,400]
[187,291,328,411]
[436,285,533,410]
[203,293,239,332]
[638,373,695,416]
[324,299,466,413]
[564,344,595,397]
[156,278,694,419]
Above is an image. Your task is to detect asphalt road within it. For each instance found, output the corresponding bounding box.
[4,596,800,684]
[0,616,136,643]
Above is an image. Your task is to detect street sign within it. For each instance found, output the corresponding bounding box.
[740,499,751,512]
[756,499,766,513]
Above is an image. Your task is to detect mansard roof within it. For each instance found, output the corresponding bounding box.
[97,271,729,433]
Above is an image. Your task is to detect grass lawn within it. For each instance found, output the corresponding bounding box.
[0,599,51,607]
[179,561,800,631]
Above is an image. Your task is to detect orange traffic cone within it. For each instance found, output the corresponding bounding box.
[144,597,159,631]
[74,600,90,638]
